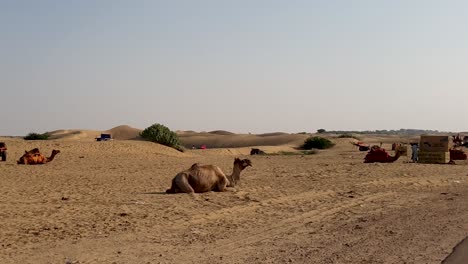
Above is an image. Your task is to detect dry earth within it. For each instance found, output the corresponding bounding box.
[1,129,468,264]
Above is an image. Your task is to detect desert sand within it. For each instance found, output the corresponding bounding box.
[1,126,467,264]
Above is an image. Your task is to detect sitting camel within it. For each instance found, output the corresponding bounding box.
[166,158,252,194]
[17,148,60,165]
[250,148,266,155]
[364,145,404,163]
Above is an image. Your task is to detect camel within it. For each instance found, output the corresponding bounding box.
[364,145,404,163]
[17,148,60,165]
[166,158,252,194]
[250,148,266,155]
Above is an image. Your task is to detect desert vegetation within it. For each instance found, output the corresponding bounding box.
[302,136,335,150]
[140,123,184,151]
[337,134,361,140]
[24,132,50,140]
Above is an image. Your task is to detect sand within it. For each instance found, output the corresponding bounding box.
[1,128,468,263]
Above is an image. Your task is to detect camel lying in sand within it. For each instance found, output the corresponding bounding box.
[166,158,252,193]
[17,148,60,165]
[364,145,404,163]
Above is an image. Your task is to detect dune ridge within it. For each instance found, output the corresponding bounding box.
[44,125,310,149]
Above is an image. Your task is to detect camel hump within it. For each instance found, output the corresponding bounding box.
[190,163,200,169]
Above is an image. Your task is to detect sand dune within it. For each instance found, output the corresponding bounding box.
[47,125,142,141]
[178,133,308,149]
[104,125,142,140]
[47,129,102,140]
[256,132,290,137]
[207,130,236,135]
[46,126,307,149]
[46,125,416,153]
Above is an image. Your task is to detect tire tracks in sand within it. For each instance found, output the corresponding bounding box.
[202,192,394,255]
[175,174,465,258]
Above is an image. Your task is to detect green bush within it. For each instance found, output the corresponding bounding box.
[140,123,182,151]
[337,134,360,140]
[302,136,335,150]
[24,132,49,140]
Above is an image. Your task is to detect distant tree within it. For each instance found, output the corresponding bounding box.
[337,134,360,140]
[317,129,326,134]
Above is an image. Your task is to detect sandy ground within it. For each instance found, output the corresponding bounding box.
[1,131,468,264]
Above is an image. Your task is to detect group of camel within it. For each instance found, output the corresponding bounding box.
[15,146,252,194]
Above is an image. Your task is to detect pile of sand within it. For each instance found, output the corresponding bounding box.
[104,125,142,140]
[46,125,142,141]
[47,129,101,140]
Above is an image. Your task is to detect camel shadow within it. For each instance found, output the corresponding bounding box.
[140,191,168,195]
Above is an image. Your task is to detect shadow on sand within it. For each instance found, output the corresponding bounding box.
[140,191,168,195]
[442,236,468,264]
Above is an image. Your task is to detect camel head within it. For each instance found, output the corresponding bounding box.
[46,149,61,163]
[234,158,252,170]
[395,148,405,157]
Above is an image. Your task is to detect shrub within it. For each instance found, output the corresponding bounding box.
[24,132,49,140]
[173,145,185,152]
[302,136,335,150]
[140,123,182,151]
[317,129,326,134]
[337,134,360,140]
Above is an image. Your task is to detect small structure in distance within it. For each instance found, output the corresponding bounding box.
[96,133,112,141]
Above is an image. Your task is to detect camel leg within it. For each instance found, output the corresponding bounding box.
[166,178,178,193]
[216,176,229,192]
[173,173,195,193]
[166,177,188,193]
[225,187,237,192]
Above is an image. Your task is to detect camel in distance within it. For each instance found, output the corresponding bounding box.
[166,158,252,194]
[17,148,61,165]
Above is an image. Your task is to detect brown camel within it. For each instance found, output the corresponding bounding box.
[166,158,252,194]
[17,149,60,165]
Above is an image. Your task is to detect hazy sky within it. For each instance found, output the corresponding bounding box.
[2,0,468,136]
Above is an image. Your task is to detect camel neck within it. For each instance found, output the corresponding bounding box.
[47,152,57,162]
[228,165,242,187]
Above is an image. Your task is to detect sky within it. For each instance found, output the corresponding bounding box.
[2,0,468,136]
